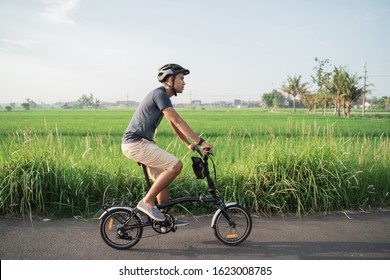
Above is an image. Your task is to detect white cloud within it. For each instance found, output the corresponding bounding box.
[0,39,34,49]
[42,0,80,24]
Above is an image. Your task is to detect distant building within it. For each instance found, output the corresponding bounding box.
[213,101,233,108]
[192,100,202,108]
[61,103,72,109]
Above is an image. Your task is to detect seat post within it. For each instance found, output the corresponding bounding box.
[138,162,152,189]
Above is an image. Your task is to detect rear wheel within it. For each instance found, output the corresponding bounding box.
[100,208,143,250]
[213,204,252,245]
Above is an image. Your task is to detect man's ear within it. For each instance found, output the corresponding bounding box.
[166,76,174,85]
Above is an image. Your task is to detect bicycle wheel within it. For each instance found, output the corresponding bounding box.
[213,204,252,245]
[100,208,143,250]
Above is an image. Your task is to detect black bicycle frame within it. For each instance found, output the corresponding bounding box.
[139,148,235,226]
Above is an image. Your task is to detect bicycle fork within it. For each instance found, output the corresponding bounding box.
[210,202,238,228]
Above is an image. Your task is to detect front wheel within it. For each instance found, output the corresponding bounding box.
[100,208,143,250]
[213,204,252,245]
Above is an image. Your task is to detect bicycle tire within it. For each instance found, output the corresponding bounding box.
[213,204,252,245]
[100,208,143,250]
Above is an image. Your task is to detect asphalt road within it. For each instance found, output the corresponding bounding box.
[1,210,389,260]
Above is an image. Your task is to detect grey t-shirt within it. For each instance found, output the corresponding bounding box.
[122,86,172,143]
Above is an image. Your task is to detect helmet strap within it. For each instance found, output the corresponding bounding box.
[171,75,177,96]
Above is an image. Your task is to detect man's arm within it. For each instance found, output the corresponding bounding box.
[162,107,212,150]
[170,121,192,146]
[163,107,201,143]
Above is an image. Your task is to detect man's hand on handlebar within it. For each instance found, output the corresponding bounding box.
[200,142,213,154]
[202,147,213,155]
[187,143,198,151]
[188,142,213,155]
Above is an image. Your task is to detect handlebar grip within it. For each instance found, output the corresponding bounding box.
[193,146,212,156]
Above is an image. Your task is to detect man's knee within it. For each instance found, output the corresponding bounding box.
[173,160,183,174]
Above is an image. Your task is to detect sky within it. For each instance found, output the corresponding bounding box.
[1,0,390,105]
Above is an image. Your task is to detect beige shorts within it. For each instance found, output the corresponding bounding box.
[121,139,179,181]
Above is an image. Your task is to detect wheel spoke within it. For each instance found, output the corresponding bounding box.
[100,209,143,250]
[214,205,252,245]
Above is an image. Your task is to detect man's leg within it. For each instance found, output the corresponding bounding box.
[122,140,182,220]
[142,160,183,209]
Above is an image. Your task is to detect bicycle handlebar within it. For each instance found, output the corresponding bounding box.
[193,146,212,160]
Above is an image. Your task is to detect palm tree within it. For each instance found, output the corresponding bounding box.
[328,66,363,118]
[328,67,347,117]
[281,75,308,113]
[343,73,363,118]
[300,91,316,113]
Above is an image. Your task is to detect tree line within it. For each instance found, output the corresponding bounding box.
[3,94,101,111]
[262,58,389,117]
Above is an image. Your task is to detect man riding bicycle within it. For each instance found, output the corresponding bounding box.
[121,63,213,224]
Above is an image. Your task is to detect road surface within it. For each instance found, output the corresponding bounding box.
[1,210,389,260]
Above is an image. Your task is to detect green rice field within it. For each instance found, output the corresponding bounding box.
[0,109,389,218]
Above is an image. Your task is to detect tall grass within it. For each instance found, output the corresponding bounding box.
[214,127,389,215]
[0,110,389,217]
[0,127,143,217]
